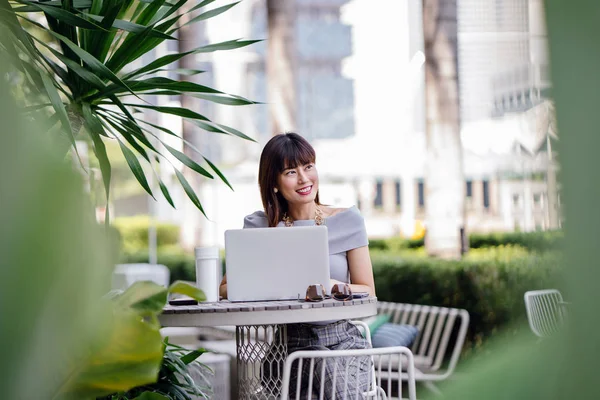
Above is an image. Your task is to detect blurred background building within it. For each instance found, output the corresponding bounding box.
[111,0,558,248]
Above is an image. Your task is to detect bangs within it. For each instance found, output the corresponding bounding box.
[278,139,315,171]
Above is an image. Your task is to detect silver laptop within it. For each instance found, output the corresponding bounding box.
[224,225,330,302]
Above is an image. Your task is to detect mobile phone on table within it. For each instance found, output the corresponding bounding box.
[352,292,369,298]
[168,296,198,306]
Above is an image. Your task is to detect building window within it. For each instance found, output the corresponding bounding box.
[374,180,383,208]
[466,180,473,198]
[513,194,520,207]
[395,180,401,207]
[533,193,543,207]
[418,180,425,208]
[482,180,490,209]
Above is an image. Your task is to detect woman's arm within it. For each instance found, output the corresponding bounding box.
[344,245,376,296]
[219,275,227,299]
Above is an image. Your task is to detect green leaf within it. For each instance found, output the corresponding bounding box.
[162,143,213,179]
[40,73,72,137]
[157,178,175,208]
[133,392,171,400]
[117,139,155,199]
[124,103,211,121]
[83,103,111,224]
[100,95,159,156]
[86,1,122,62]
[193,93,260,106]
[61,307,164,397]
[116,281,167,310]
[188,0,218,13]
[122,51,193,79]
[39,73,84,169]
[122,40,260,80]
[131,290,169,313]
[92,77,223,100]
[193,38,262,53]
[45,30,135,97]
[12,0,94,10]
[103,114,151,162]
[183,1,240,27]
[106,1,168,73]
[174,169,206,216]
[84,13,176,40]
[204,157,233,190]
[168,281,206,302]
[34,38,106,90]
[180,349,207,365]
[216,123,256,142]
[20,1,107,31]
[191,120,255,142]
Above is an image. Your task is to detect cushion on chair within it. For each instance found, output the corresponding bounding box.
[371,323,419,348]
[363,314,391,335]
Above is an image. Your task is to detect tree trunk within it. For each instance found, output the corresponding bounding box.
[266,0,297,135]
[422,0,465,258]
[179,4,204,250]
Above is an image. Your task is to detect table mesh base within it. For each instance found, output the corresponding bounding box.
[236,324,287,399]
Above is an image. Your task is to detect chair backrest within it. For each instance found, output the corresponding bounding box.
[524,289,566,338]
[350,320,372,345]
[281,346,417,400]
[376,302,469,376]
[112,263,170,290]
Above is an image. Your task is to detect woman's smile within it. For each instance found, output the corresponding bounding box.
[296,185,313,195]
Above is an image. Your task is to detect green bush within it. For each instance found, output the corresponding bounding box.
[113,216,180,254]
[372,249,564,351]
[468,230,563,252]
[369,230,563,253]
[369,237,424,251]
[120,248,195,283]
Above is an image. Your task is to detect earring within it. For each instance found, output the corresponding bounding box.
[274,188,278,193]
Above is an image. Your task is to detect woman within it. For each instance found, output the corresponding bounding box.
[219,132,376,398]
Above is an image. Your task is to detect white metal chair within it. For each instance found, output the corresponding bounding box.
[524,289,567,338]
[375,302,470,395]
[280,346,417,400]
[111,263,170,290]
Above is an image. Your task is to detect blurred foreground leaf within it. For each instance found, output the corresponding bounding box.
[428,1,600,399]
[0,54,205,399]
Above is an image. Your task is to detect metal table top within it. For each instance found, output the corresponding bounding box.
[160,297,378,327]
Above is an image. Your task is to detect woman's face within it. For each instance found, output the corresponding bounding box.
[277,162,319,207]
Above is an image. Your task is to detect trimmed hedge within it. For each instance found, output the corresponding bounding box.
[369,236,424,251]
[369,230,563,253]
[119,244,563,351]
[372,249,563,350]
[113,220,563,349]
[469,230,563,252]
[120,248,195,283]
[113,216,180,254]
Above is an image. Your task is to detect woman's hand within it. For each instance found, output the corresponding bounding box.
[346,246,376,296]
[219,275,227,299]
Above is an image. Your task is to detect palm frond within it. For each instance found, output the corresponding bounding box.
[1,0,262,217]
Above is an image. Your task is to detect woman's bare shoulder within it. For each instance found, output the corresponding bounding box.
[322,206,350,218]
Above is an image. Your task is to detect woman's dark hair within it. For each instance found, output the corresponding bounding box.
[258,132,321,227]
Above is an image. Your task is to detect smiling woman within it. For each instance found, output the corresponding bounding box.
[257,132,322,227]
[218,132,376,399]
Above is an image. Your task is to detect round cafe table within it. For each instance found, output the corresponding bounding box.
[160,297,377,399]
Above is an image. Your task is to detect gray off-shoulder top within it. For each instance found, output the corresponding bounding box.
[242,206,369,283]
